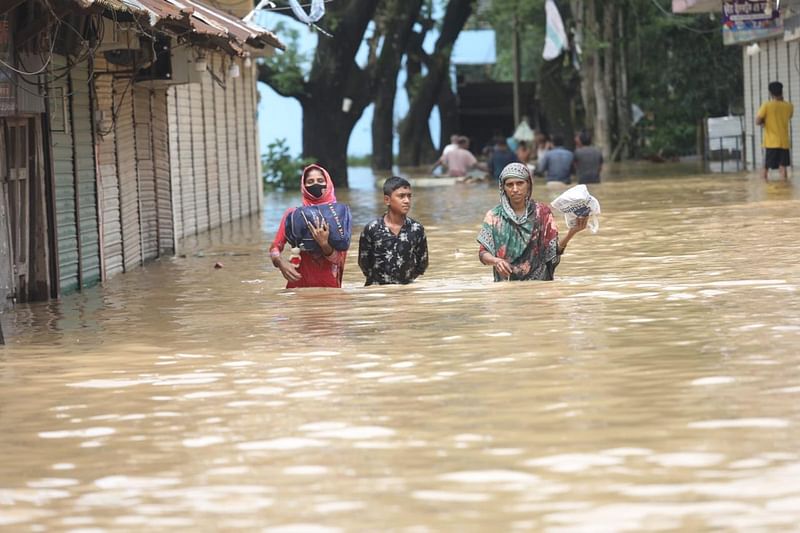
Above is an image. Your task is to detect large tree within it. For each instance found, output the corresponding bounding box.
[397,0,477,167]
[257,0,381,187]
[370,0,426,171]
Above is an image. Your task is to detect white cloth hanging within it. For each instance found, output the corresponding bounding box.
[288,0,325,25]
[543,0,569,61]
[513,119,534,143]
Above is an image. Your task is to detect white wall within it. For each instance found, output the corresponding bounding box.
[743,37,800,170]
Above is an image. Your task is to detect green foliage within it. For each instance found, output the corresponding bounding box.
[641,119,697,158]
[347,154,372,166]
[482,0,742,157]
[259,22,310,96]
[629,2,742,156]
[262,139,313,190]
[477,0,545,81]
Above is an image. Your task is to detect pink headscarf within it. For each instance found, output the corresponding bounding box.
[270,164,337,254]
[300,164,336,206]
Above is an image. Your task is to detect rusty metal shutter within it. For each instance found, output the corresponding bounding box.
[133,86,158,261]
[213,54,232,225]
[49,54,79,293]
[167,86,183,244]
[114,78,142,271]
[201,67,220,229]
[70,61,100,288]
[189,82,209,234]
[95,72,123,279]
[151,89,173,255]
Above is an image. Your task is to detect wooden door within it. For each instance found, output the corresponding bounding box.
[3,118,31,300]
[0,120,15,306]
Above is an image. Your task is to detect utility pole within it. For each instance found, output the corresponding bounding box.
[512,13,521,128]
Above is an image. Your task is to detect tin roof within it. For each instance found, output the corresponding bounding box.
[76,0,284,54]
[138,0,284,52]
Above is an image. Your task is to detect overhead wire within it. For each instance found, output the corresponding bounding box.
[646,0,722,35]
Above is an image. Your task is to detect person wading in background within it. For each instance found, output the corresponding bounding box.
[756,81,794,182]
[573,130,603,184]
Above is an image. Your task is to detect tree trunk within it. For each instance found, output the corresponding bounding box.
[614,3,631,160]
[398,0,475,167]
[437,77,459,151]
[371,92,396,171]
[302,97,357,188]
[258,0,381,188]
[587,0,610,159]
[371,0,425,171]
[539,57,575,148]
[602,1,615,159]
[570,0,594,132]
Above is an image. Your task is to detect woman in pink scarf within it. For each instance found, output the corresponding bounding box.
[269,165,348,288]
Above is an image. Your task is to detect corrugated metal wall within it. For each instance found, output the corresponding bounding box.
[133,86,158,261]
[233,59,250,216]
[176,84,196,239]
[71,60,101,288]
[167,86,183,244]
[151,90,174,255]
[225,65,241,220]
[114,78,142,272]
[167,53,262,245]
[44,50,264,297]
[213,54,232,225]
[245,60,263,212]
[95,71,124,279]
[190,83,209,235]
[201,66,221,229]
[743,38,800,171]
[49,54,79,293]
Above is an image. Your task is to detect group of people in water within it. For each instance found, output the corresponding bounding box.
[432,130,603,187]
[269,162,588,289]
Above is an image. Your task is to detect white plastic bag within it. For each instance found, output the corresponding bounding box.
[550,184,601,233]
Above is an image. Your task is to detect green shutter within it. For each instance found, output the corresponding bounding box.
[49,55,79,294]
[71,61,100,287]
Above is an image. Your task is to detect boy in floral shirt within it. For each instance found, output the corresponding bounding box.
[358,177,428,286]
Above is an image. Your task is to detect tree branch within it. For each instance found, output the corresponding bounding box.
[256,61,306,101]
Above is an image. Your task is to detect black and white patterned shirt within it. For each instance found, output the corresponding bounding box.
[358,216,429,286]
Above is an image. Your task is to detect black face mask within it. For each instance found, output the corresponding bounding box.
[306,183,325,198]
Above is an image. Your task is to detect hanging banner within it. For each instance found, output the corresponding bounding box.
[722,0,783,45]
[543,0,569,60]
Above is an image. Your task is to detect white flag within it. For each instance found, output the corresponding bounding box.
[543,0,569,61]
[289,0,325,25]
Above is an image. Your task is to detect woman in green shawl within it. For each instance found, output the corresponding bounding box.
[477,162,587,281]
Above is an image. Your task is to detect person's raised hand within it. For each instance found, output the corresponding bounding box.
[571,216,589,234]
[308,215,330,246]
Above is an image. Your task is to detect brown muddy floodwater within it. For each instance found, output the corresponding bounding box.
[1,164,800,532]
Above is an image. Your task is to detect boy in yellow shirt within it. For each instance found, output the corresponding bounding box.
[756,81,794,182]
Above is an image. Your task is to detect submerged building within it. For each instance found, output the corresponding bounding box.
[0,0,284,306]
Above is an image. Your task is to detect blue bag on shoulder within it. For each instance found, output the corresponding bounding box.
[285,202,352,253]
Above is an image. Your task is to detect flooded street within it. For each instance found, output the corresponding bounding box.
[1,165,800,531]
